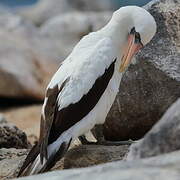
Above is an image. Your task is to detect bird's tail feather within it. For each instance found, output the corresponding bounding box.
[17,143,40,177]
[18,138,72,177]
[40,138,72,173]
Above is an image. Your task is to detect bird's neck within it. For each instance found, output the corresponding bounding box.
[99,17,131,76]
[101,14,132,49]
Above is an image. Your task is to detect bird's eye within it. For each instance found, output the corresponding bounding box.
[135,32,141,42]
[130,27,136,34]
[135,32,140,39]
[135,32,143,46]
[130,27,144,46]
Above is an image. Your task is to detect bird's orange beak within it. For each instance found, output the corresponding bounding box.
[119,34,143,72]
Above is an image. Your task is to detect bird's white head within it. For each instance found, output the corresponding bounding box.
[107,6,157,72]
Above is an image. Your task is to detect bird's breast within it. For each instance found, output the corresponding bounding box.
[95,71,121,124]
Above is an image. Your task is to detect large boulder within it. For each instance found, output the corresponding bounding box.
[0,14,59,100]
[127,98,180,160]
[17,0,113,26]
[104,0,180,141]
[14,150,180,180]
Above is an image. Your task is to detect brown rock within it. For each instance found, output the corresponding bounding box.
[4,105,41,145]
[0,115,29,149]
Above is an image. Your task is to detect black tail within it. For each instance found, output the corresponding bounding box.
[40,139,72,173]
[17,139,72,177]
[17,143,40,177]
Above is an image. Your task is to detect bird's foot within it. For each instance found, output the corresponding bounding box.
[94,139,136,146]
[79,135,136,146]
[78,135,95,145]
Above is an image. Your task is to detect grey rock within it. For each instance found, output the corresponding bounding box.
[127,98,180,160]
[0,145,128,179]
[0,120,29,149]
[70,0,113,11]
[15,150,180,180]
[17,0,113,26]
[0,11,112,100]
[104,0,180,141]
[0,14,60,100]
[0,148,28,180]
[40,12,111,59]
[0,13,37,36]
[52,145,129,170]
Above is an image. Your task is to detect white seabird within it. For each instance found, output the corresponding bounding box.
[18,6,156,176]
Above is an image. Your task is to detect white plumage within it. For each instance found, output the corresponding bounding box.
[18,6,157,177]
[51,38,116,109]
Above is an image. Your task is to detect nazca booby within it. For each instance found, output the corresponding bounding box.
[18,6,156,176]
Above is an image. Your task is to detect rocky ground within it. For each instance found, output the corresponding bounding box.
[1,98,180,180]
[0,0,180,180]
